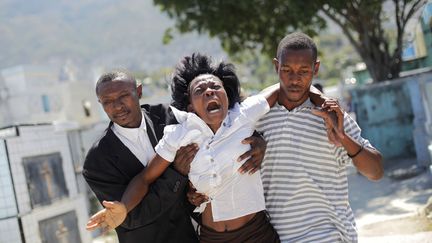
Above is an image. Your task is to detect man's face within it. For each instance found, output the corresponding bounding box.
[97,80,142,128]
[188,74,229,133]
[273,49,320,109]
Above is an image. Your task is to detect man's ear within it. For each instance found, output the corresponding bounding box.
[313,60,320,76]
[136,84,143,98]
[272,58,279,73]
[187,104,194,112]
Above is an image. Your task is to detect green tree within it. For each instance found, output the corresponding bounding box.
[155,0,427,82]
[317,34,361,85]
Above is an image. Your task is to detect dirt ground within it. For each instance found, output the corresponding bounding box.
[359,214,432,236]
[348,158,432,242]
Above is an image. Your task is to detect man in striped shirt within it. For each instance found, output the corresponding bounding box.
[256,32,383,242]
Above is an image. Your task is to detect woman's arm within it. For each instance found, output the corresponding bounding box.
[309,85,326,106]
[259,83,279,107]
[122,154,171,212]
[86,154,171,232]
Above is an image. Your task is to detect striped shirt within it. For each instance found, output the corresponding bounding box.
[256,99,373,243]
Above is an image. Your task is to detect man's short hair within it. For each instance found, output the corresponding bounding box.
[95,71,136,95]
[171,53,241,111]
[276,32,318,62]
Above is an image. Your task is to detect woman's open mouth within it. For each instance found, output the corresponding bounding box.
[206,101,221,113]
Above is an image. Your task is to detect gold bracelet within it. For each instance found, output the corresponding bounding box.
[348,144,363,158]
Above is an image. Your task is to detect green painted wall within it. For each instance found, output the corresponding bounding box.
[350,81,416,160]
[349,71,432,165]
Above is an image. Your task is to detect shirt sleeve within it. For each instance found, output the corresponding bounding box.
[240,95,270,123]
[335,112,374,166]
[155,124,183,162]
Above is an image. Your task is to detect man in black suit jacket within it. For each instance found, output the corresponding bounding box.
[83,71,266,243]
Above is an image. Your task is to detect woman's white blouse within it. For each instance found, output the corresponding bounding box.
[155,95,270,221]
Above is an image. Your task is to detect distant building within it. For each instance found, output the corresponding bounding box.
[0,75,11,126]
[0,64,111,243]
[0,64,104,127]
[351,2,432,84]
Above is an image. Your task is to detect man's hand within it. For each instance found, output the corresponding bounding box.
[86,200,127,234]
[173,143,198,176]
[237,135,267,174]
[186,182,208,207]
[312,99,345,146]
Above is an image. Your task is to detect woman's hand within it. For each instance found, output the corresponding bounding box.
[86,200,127,233]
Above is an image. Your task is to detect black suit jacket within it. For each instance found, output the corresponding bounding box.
[83,104,198,243]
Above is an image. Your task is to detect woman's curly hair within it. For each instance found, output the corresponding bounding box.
[170,53,241,111]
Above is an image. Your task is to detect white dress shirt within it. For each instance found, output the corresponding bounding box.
[112,112,155,166]
[155,95,270,221]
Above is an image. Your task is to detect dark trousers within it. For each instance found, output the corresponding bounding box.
[199,211,280,243]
